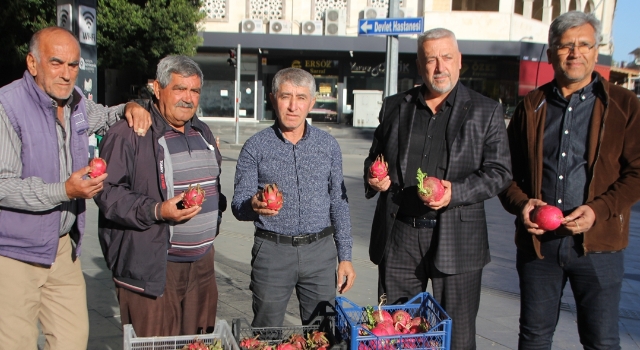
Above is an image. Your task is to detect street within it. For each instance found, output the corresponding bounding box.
[75,122,640,349]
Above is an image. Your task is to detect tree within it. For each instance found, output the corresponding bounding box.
[0,0,56,86]
[0,0,205,87]
[97,0,205,80]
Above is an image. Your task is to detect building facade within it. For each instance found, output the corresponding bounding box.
[195,0,616,122]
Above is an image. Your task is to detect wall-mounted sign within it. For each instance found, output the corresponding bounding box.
[290,59,340,75]
[78,5,96,45]
[358,17,424,36]
[350,60,413,78]
[57,4,72,31]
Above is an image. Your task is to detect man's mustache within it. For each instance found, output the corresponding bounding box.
[176,101,194,108]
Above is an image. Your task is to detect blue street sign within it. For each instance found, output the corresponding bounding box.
[358,17,424,36]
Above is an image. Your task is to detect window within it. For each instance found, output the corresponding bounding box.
[452,0,499,12]
[248,0,285,20]
[202,0,228,21]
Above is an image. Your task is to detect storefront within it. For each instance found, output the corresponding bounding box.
[196,32,611,122]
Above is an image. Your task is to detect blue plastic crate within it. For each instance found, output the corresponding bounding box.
[335,292,451,350]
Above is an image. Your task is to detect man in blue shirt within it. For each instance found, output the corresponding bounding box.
[232,67,355,327]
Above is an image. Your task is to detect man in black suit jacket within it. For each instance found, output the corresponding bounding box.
[364,28,511,350]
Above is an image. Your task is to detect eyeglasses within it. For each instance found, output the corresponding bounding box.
[554,43,595,55]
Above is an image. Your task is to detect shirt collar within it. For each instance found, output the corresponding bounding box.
[153,103,193,133]
[552,72,599,101]
[273,120,311,143]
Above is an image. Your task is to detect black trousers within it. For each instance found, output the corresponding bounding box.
[379,219,483,350]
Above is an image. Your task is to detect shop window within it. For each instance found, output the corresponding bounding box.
[311,75,339,122]
[202,0,228,21]
[568,0,576,11]
[452,0,499,11]
[248,0,284,20]
[312,0,348,21]
[584,0,594,13]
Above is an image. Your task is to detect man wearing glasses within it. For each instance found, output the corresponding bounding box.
[499,11,640,349]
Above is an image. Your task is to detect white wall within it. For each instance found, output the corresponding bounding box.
[200,0,615,54]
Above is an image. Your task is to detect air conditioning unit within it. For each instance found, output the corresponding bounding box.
[324,8,346,36]
[362,7,387,19]
[240,19,264,33]
[397,7,417,18]
[269,20,291,34]
[300,20,323,36]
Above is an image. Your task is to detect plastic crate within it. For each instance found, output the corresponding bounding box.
[123,319,240,350]
[335,292,452,350]
[232,317,346,349]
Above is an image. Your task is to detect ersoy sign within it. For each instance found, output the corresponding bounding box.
[358,17,424,36]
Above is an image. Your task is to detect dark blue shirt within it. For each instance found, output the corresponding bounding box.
[541,75,599,213]
[231,123,352,261]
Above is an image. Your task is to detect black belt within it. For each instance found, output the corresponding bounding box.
[255,226,334,246]
[395,214,438,229]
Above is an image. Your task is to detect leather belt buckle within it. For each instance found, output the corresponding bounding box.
[292,235,309,246]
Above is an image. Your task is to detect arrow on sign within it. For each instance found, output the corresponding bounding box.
[360,20,372,33]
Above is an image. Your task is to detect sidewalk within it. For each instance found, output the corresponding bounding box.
[75,120,640,349]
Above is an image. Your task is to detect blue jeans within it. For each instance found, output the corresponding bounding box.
[516,235,623,350]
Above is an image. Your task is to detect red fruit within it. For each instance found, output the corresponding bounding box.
[371,324,392,336]
[391,310,412,329]
[288,333,306,350]
[369,154,388,181]
[88,157,107,178]
[276,343,296,350]
[531,205,564,231]
[416,168,445,203]
[182,184,206,208]
[260,183,283,211]
[408,316,430,333]
[372,309,393,324]
[370,325,395,350]
[239,335,262,349]
[307,330,329,348]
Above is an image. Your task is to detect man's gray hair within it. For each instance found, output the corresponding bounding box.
[156,55,204,88]
[29,27,78,62]
[548,11,602,47]
[272,68,316,98]
[417,28,458,52]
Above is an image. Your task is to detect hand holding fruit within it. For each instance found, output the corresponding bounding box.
[160,193,201,222]
[65,165,107,199]
[367,154,390,192]
[520,199,548,235]
[416,168,450,209]
[251,184,283,216]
